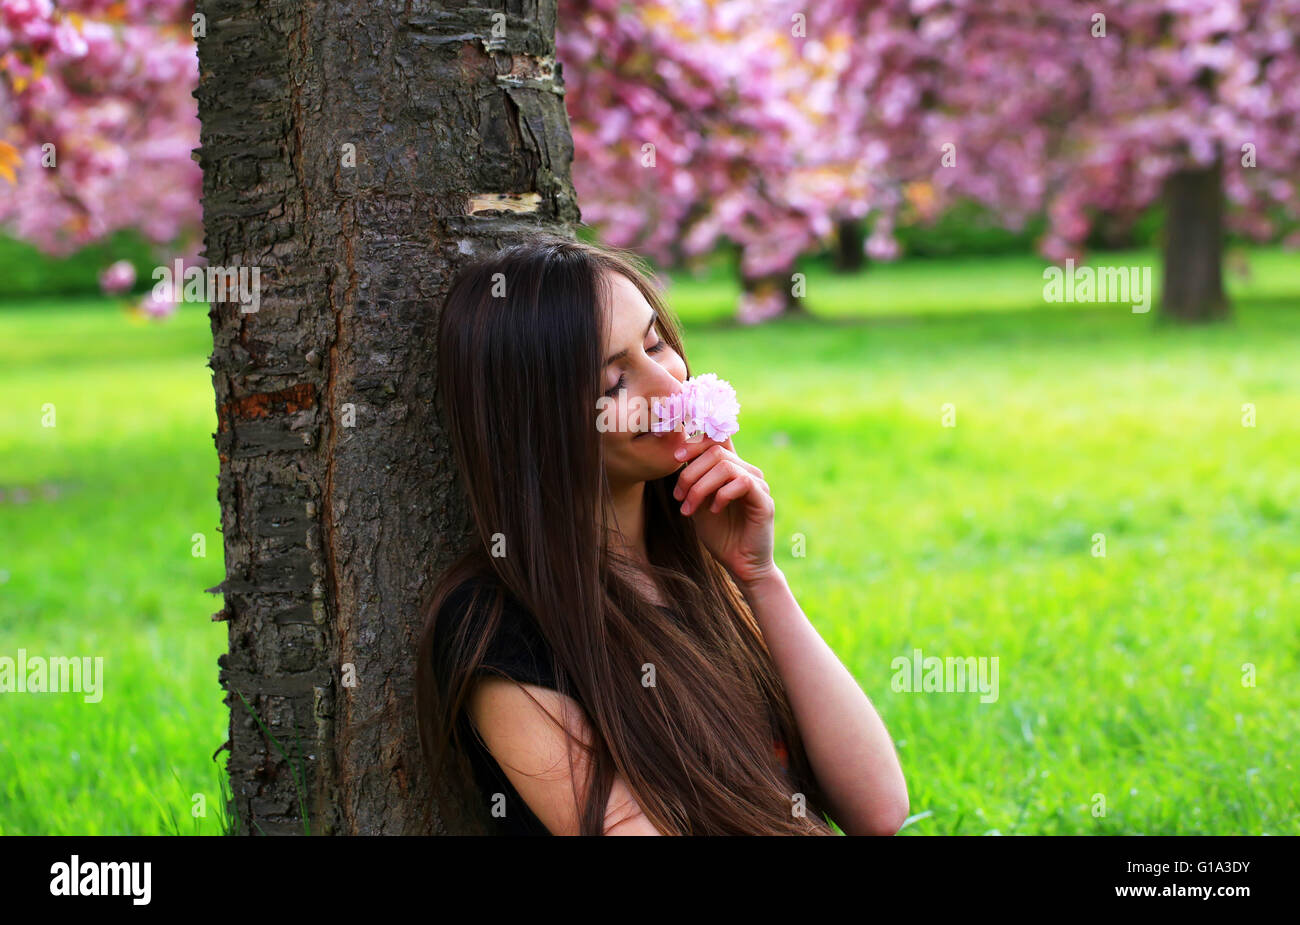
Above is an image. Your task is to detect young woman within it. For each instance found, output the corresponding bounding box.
[414,235,908,836]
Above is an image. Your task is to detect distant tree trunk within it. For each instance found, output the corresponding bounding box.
[1092,213,1136,250]
[737,265,809,322]
[833,216,866,272]
[1161,156,1229,322]
[194,0,579,835]
[735,239,811,322]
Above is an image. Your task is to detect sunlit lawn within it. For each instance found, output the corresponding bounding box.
[1,247,1297,834]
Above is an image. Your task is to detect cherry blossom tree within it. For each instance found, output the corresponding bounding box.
[6,0,1297,324]
[0,0,202,302]
[558,0,876,323]
[829,0,1300,321]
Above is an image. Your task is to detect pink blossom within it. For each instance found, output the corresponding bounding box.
[51,19,86,57]
[137,291,176,319]
[98,259,136,294]
[652,372,740,442]
[736,289,785,325]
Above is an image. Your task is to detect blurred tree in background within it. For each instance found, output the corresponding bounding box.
[2,0,1298,320]
[825,0,1300,320]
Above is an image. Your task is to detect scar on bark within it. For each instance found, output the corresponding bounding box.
[467,191,542,214]
[217,383,317,432]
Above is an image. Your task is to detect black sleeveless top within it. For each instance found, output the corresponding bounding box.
[429,577,798,835]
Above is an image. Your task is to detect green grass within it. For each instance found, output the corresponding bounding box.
[0,296,228,835]
[1,248,1298,834]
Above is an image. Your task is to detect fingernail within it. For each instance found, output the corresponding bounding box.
[674,448,686,460]
[681,502,690,515]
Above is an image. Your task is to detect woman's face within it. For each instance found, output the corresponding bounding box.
[597,272,688,487]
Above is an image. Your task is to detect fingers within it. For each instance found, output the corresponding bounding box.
[723,459,768,495]
[673,434,724,466]
[734,458,765,485]
[675,443,727,487]
[676,459,746,516]
[675,442,766,493]
[709,472,768,514]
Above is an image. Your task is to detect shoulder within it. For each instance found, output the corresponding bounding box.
[466,677,659,835]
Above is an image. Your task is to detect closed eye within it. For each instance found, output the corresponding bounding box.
[604,339,669,397]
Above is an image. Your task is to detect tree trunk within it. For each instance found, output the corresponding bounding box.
[735,243,811,324]
[833,216,866,272]
[1161,157,1229,322]
[737,269,809,322]
[194,0,580,835]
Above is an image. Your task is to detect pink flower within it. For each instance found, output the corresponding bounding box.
[736,289,785,325]
[51,19,86,58]
[652,372,740,442]
[865,224,901,261]
[98,259,136,295]
[137,291,175,319]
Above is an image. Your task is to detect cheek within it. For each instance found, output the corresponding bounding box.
[600,427,632,457]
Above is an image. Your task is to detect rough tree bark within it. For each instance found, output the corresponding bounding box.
[1161,156,1230,322]
[193,0,580,835]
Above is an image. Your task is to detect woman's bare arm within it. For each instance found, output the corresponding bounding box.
[737,566,910,836]
[466,677,664,835]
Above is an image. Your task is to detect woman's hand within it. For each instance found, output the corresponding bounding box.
[670,434,777,588]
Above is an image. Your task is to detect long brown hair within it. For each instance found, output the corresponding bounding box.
[414,234,833,835]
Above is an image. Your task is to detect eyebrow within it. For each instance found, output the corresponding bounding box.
[604,310,658,367]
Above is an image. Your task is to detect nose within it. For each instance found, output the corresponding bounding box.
[647,374,687,433]
[650,371,684,410]
[651,360,686,393]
